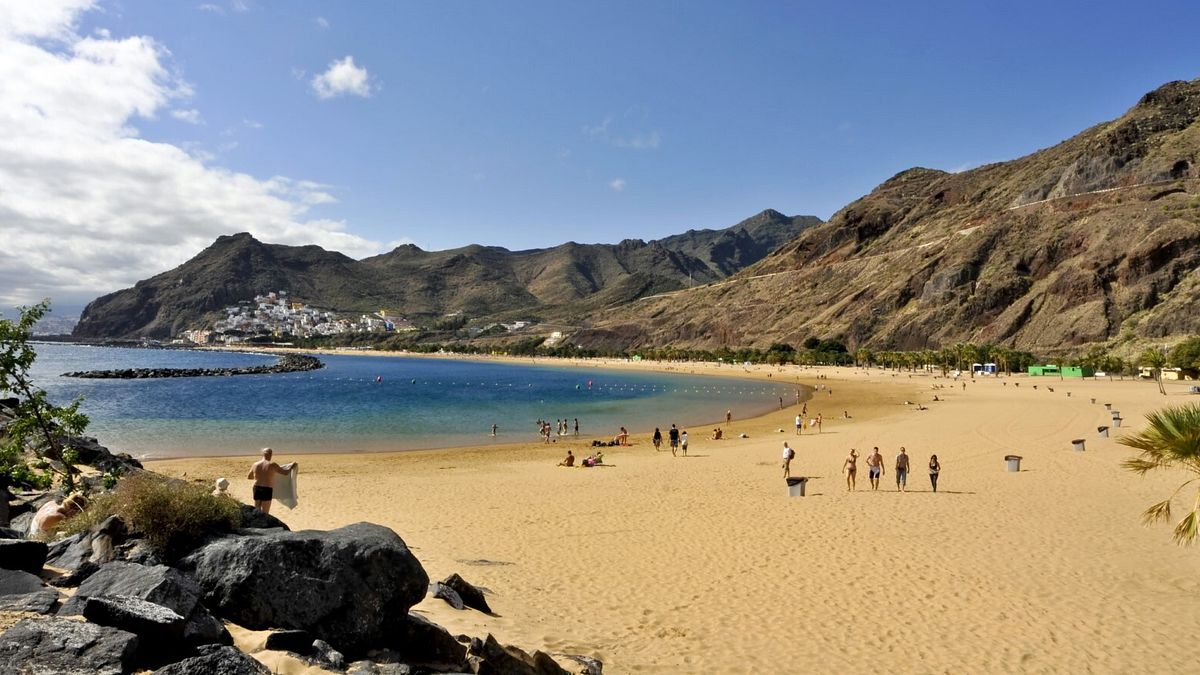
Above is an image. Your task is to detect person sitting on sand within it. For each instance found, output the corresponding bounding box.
[559,450,575,467]
[212,477,230,497]
[711,427,723,440]
[29,494,86,538]
[615,427,629,446]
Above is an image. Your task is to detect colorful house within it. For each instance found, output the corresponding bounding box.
[1027,365,1095,377]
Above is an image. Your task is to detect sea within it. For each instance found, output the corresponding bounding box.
[28,343,801,459]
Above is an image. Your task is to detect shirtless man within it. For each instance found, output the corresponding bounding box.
[248,447,293,514]
[866,447,884,491]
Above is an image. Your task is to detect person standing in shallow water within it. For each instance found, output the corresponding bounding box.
[929,454,941,492]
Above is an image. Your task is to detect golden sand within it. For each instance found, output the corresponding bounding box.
[152,361,1200,673]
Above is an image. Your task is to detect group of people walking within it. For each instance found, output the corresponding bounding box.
[651,424,689,456]
[839,447,940,492]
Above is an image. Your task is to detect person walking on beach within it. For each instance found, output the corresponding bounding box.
[795,413,803,435]
[680,430,689,456]
[781,442,795,478]
[929,454,941,492]
[816,413,823,434]
[866,447,884,490]
[895,447,911,492]
[726,410,732,426]
[843,449,858,491]
[652,427,663,451]
[248,447,294,515]
[574,418,579,435]
[668,424,680,457]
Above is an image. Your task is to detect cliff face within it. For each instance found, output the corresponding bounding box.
[73,212,817,338]
[571,79,1200,354]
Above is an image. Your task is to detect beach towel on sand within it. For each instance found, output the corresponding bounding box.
[273,463,299,509]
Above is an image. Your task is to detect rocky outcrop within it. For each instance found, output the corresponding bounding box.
[59,561,231,649]
[442,572,493,614]
[63,354,323,379]
[0,568,59,614]
[0,538,48,574]
[83,595,186,667]
[0,617,139,675]
[181,522,428,656]
[152,645,271,675]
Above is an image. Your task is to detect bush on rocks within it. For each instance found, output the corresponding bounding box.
[57,473,242,559]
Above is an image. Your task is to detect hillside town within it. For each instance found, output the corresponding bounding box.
[181,291,417,344]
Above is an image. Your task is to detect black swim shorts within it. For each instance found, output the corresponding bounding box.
[253,485,273,502]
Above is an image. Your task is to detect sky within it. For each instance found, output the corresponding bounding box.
[2,0,1200,315]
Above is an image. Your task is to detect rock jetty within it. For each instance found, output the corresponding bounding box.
[62,354,323,379]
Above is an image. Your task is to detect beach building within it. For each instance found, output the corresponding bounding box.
[1027,364,1094,377]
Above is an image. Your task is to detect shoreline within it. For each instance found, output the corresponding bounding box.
[148,366,1200,672]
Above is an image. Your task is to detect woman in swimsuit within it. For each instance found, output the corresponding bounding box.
[929,454,941,493]
[843,449,858,491]
[652,427,663,451]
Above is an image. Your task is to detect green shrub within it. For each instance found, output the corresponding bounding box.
[58,472,242,559]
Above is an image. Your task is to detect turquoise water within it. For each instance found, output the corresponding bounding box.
[29,344,799,459]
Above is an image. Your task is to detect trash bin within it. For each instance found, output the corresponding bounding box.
[786,477,808,497]
[1066,392,1071,397]
[1104,403,1112,410]
[1005,455,1022,472]
[1097,426,1109,438]
[1110,410,1120,419]
[1112,417,1122,428]
[1090,398,1096,404]
[1071,439,1086,452]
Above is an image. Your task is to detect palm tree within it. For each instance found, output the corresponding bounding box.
[1139,347,1168,396]
[1120,403,1200,545]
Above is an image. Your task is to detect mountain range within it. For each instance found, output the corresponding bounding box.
[73,210,819,339]
[75,78,1200,355]
[568,78,1200,355]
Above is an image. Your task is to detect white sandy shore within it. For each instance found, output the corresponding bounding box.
[153,360,1200,673]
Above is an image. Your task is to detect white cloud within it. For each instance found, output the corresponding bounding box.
[197,4,224,14]
[0,1,383,309]
[609,178,626,192]
[315,16,329,29]
[583,115,661,150]
[243,118,262,129]
[310,56,373,100]
[171,108,203,124]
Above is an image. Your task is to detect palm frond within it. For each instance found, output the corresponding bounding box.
[1121,457,1162,475]
[1142,499,1173,525]
[1171,510,1199,546]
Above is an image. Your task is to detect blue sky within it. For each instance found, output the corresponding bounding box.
[2,0,1199,312]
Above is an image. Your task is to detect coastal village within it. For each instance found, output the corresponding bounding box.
[180,291,539,345]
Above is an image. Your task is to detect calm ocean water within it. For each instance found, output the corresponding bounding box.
[29,343,799,459]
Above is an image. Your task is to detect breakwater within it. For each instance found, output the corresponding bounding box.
[62,353,323,378]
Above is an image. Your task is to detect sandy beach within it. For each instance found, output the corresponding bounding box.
[152,360,1200,674]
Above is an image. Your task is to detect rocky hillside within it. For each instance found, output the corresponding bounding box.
[73,211,816,339]
[571,78,1200,354]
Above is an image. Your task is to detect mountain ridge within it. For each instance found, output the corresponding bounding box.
[567,78,1200,355]
[73,210,817,338]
